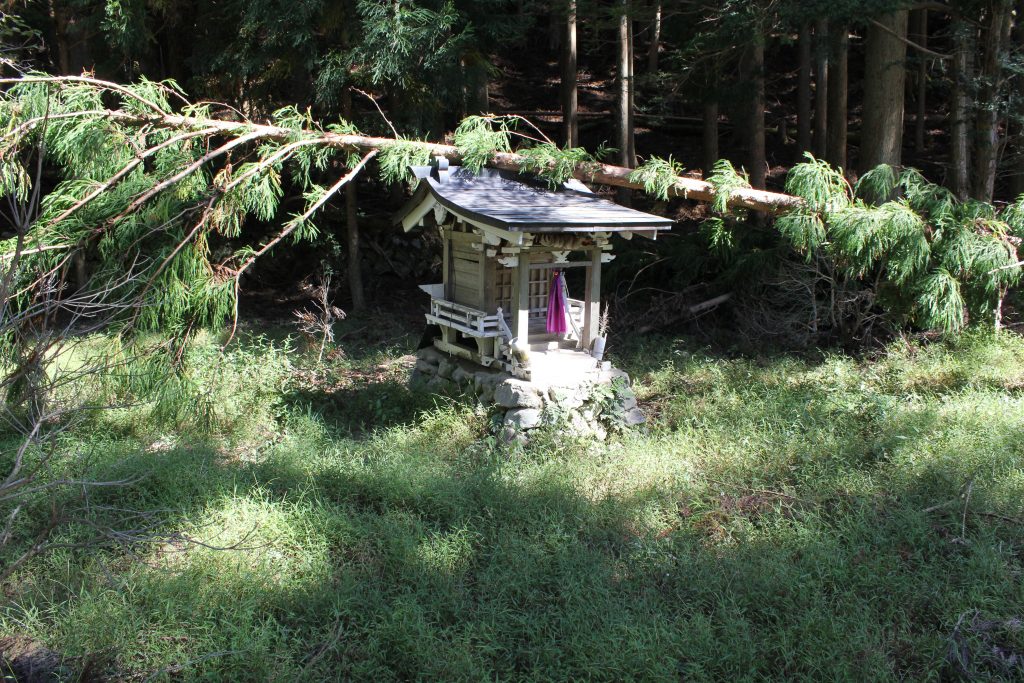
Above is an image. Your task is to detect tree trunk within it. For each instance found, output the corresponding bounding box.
[971,0,1013,202]
[48,0,71,74]
[860,10,909,173]
[797,22,812,155]
[345,182,363,310]
[617,0,634,204]
[341,23,364,310]
[911,9,929,152]
[951,21,973,199]
[647,0,661,73]
[826,25,849,170]
[812,19,829,159]
[622,10,630,166]
[1009,4,1024,198]
[703,98,719,175]
[742,36,767,189]
[1009,119,1024,198]
[561,0,579,147]
[37,74,806,213]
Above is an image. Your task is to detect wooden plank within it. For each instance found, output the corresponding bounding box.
[434,339,479,363]
[443,229,453,301]
[453,257,479,276]
[481,255,493,312]
[448,230,480,245]
[453,283,479,306]
[512,248,531,343]
[426,316,504,338]
[582,248,601,349]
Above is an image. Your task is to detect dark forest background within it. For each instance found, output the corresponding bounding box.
[4,0,1022,343]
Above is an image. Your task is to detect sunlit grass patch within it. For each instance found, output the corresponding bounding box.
[2,330,1024,679]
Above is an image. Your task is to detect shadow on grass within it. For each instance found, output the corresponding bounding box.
[9,405,1023,681]
[5,334,1024,681]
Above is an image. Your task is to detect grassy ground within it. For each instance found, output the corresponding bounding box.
[2,315,1024,680]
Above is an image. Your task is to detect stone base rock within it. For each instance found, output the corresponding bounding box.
[410,346,645,441]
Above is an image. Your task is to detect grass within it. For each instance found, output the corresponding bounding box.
[2,319,1024,680]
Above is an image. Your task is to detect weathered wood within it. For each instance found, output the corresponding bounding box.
[513,248,531,342]
[442,228,454,301]
[582,248,602,348]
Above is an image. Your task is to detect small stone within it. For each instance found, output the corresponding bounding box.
[437,358,456,379]
[408,369,428,389]
[549,386,585,410]
[598,368,631,386]
[417,346,445,364]
[452,365,474,386]
[504,407,542,430]
[494,379,543,409]
[623,408,646,425]
[415,359,438,376]
[426,376,450,393]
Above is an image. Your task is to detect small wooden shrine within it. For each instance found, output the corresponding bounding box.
[396,159,672,385]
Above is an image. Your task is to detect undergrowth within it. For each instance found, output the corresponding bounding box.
[1,329,1023,680]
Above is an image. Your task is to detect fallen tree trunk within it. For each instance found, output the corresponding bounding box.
[86,110,802,214]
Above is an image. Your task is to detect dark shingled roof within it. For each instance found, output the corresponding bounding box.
[403,165,673,233]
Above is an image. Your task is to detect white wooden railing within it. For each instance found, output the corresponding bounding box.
[426,296,585,341]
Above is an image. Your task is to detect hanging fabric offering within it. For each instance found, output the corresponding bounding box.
[546,270,568,335]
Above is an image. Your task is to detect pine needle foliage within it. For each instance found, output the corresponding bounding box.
[377,139,433,184]
[0,74,369,350]
[453,115,513,173]
[518,143,606,188]
[629,156,685,200]
[770,159,1022,334]
[706,160,750,215]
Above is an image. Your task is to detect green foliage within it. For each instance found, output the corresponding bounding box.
[766,159,1021,334]
[4,330,1024,679]
[378,139,433,184]
[775,210,826,256]
[628,155,685,200]
[706,159,750,215]
[452,115,512,173]
[854,163,898,204]
[916,268,966,332]
[783,153,849,214]
[517,143,606,189]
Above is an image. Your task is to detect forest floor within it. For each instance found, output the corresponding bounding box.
[2,311,1024,680]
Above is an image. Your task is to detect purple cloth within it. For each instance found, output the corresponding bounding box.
[546,271,568,335]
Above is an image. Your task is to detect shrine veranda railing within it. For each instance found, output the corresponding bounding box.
[426,297,584,341]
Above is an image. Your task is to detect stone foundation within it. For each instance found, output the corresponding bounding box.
[409,346,645,441]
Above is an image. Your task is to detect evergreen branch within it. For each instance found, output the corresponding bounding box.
[1,110,120,143]
[113,129,269,225]
[220,138,324,193]
[0,75,172,114]
[231,150,378,279]
[6,75,803,212]
[46,126,220,230]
